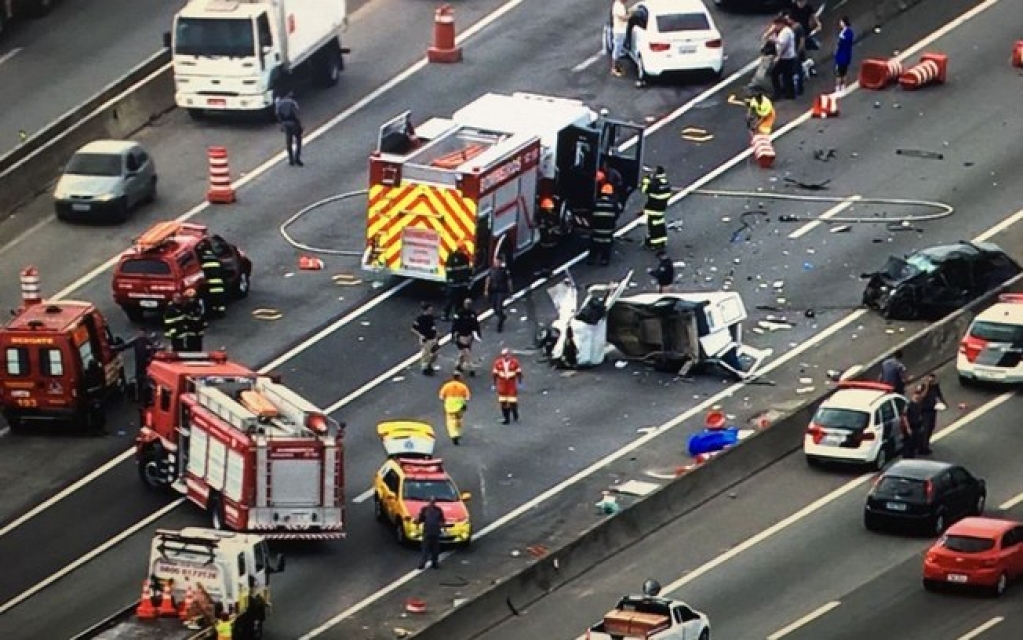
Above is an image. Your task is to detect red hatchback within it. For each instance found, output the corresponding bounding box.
[923,517,1023,596]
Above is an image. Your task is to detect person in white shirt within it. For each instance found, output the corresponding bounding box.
[769,14,799,99]
[610,0,630,76]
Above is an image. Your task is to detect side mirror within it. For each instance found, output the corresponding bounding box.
[162,31,171,49]
[268,553,286,574]
[460,491,472,501]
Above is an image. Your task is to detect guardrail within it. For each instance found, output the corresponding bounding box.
[0,49,174,217]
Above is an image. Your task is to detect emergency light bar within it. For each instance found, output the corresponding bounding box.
[836,381,894,393]
[998,294,1023,304]
[399,458,444,472]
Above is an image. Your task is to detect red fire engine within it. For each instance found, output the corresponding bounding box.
[363,92,645,282]
[0,267,125,432]
[136,351,345,539]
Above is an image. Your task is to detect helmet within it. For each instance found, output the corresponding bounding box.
[596,170,606,182]
[540,197,555,210]
[183,288,197,299]
[642,579,662,597]
[600,183,615,196]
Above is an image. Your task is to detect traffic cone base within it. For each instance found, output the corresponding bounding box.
[136,580,157,620]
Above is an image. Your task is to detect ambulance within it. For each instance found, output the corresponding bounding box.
[363,92,645,282]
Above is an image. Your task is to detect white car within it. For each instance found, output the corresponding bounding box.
[804,382,907,471]
[54,140,157,223]
[957,294,1023,385]
[607,0,724,85]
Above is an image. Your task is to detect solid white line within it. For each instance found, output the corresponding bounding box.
[0,216,52,258]
[998,491,1023,511]
[0,498,185,615]
[353,488,375,504]
[788,196,861,239]
[0,47,23,67]
[572,53,603,73]
[766,601,841,639]
[657,392,1014,598]
[957,617,1005,640]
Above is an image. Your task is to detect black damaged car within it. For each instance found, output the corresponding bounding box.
[862,242,1021,321]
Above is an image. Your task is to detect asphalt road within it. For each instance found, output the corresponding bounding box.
[480,362,1023,640]
[0,0,185,158]
[1,0,1020,637]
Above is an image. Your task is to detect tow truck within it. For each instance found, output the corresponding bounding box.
[135,351,345,539]
[72,528,284,640]
[363,92,645,282]
[585,580,711,640]
[0,268,125,432]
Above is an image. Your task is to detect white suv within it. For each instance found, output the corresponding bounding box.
[804,382,907,471]
[957,294,1023,385]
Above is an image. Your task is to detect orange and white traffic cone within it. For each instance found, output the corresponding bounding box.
[750,134,776,169]
[158,581,177,617]
[178,585,194,621]
[135,580,157,620]
[898,53,947,90]
[206,146,236,204]
[298,255,325,270]
[19,266,42,308]
[811,93,840,118]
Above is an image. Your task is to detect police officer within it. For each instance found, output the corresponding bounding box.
[163,294,188,352]
[649,250,674,293]
[450,299,482,375]
[412,302,439,376]
[484,257,513,333]
[588,183,618,266]
[198,242,227,318]
[181,289,207,352]
[275,92,304,167]
[443,245,473,321]
[640,166,671,251]
[536,197,561,269]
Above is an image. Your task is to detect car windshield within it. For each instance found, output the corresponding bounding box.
[66,153,122,177]
[657,13,711,32]
[942,535,995,553]
[876,476,927,500]
[906,253,939,274]
[970,320,1023,343]
[402,479,459,502]
[813,407,870,431]
[175,17,255,58]
[119,259,172,276]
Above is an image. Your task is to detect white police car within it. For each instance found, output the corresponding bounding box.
[957,294,1023,385]
[804,382,908,471]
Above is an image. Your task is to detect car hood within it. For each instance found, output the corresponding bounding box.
[404,499,469,522]
[55,174,122,197]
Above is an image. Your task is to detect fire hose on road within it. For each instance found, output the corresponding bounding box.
[279,190,369,257]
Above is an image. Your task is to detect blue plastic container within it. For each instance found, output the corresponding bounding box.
[687,427,740,457]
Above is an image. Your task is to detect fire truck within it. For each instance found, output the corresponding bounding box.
[362,92,646,282]
[0,269,125,432]
[135,351,345,540]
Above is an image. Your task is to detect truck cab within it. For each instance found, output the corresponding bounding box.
[0,298,124,431]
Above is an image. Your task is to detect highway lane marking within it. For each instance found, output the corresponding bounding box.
[958,617,1005,640]
[572,52,603,73]
[2,0,1008,616]
[651,392,1014,599]
[353,488,375,504]
[788,196,861,239]
[0,497,185,615]
[997,490,1023,511]
[766,600,841,639]
[0,47,23,67]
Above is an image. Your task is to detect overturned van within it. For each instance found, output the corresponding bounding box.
[544,271,772,379]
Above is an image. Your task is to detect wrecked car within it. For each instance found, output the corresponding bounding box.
[861,242,1021,321]
[540,270,772,379]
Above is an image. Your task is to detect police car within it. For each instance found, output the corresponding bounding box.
[957,294,1023,385]
[804,382,908,471]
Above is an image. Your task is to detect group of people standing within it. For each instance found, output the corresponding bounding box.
[162,241,229,353]
[881,350,947,457]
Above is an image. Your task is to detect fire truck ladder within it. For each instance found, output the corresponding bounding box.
[196,378,333,438]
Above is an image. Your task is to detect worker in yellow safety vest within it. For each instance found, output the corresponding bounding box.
[438,370,471,446]
[746,92,776,135]
[215,612,233,640]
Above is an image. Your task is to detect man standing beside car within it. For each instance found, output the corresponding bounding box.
[918,373,947,455]
[609,0,631,77]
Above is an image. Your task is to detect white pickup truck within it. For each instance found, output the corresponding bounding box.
[586,581,711,640]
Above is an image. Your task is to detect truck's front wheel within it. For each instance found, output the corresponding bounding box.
[138,444,172,491]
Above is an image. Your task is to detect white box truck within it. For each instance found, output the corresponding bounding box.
[165,0,349,119]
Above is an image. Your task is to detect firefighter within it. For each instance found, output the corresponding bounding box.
[640,166,671,251]
[747,91,776,135]
[484,257,513,333]
[492,348,523,424]
[536,197,561,269]
[588,183,618,266]
[443,245,473,321]
[450,299,481,375]
[181,288,207,352]
[198,242,227,318]
[412,302,439,376]
[82,358,107,431]
[163,293,188,352]
[438,370,471,445]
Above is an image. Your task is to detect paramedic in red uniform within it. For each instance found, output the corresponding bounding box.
[492,348,523,424]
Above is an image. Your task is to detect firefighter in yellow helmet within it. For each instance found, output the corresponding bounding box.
[438,370,471,445]
[588,182,618,266]
[747,91,776,135]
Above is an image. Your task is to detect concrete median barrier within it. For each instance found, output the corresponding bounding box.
[0,50,173,217]
[398,273,1023,640]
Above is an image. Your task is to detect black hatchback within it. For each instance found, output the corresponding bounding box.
[864,460,986,536]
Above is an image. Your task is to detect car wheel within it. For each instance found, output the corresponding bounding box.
[138,444,172,491]
[973,492,986,516]
[145,177,158,204]
[235,272,251,299]
[122,305,145,324]
[318,44,342,88]
[922,578,940,592]
[864,511,881,532]
[932,511,946,536]
[395,520,407,545]
[373,496,386,522]
[993,572,1008,597]
[872,443,889,472]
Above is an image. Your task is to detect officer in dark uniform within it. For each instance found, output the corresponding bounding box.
[648,250,675,293]
[163,294,187,352]
[536,197,561,270]
[181,289,207,352]
[640,166,671,251]
[198,242,227,318]
[443,245,473,321]
[484,257,513,333]
[275,92,304,167]
[588,183,619,266]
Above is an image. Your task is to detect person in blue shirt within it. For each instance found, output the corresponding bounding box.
[834,16,854,95]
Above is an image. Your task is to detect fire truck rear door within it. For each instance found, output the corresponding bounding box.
[599,119,645,201]
[555,125,601,214]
